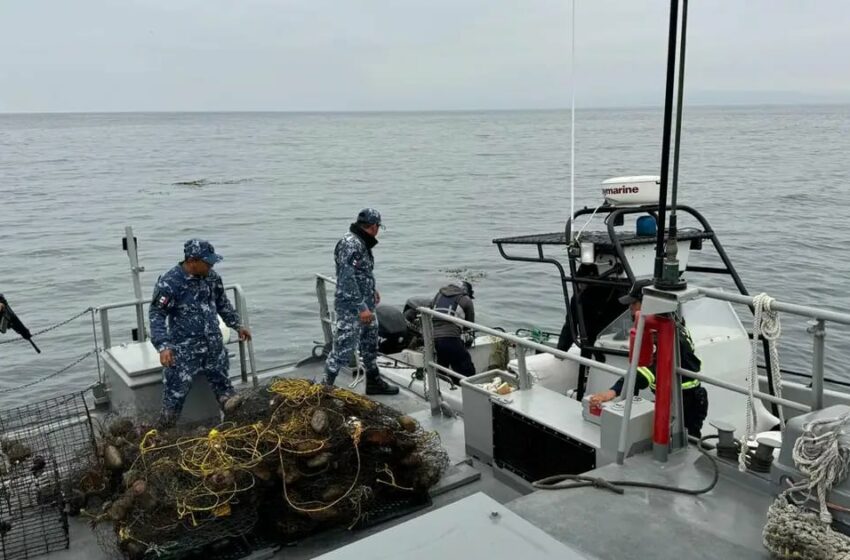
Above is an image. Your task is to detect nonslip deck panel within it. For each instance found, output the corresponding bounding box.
[508,448,773,560]
[316,492,590,560]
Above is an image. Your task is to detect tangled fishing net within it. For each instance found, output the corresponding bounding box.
[76,379,449,559]
[763,412,850,559]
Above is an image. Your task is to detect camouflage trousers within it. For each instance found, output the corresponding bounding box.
[324,310,379,384]
[162,342,234,415]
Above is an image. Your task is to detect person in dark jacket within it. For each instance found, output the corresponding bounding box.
[431,281,476,377]
[557,263,628,353]
[588,279,709,437]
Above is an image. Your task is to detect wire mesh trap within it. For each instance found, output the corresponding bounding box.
[0,391,96,559]
[82,378,449,559]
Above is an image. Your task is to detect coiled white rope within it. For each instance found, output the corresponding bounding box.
[763,413,850,558]
[740,293,785,471]
[790,412,850,524]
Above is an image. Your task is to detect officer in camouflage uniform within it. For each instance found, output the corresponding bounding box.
[323,208,399,395]
[149,239,252,427]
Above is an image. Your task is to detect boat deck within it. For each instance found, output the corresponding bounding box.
[45,362,774,560]
[44,363,523,560]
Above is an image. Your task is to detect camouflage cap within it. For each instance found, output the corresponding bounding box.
[356,208,382,226]
[183,239,223,266]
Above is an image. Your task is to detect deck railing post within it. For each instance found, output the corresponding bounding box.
[617,312,648,465]
[516,346,532,390]
[90,308,103,383]
[316,276,334,350]
[232,286,249,385]
[99,308,112,349]
[123,226,147,342]
[808,319,826,411]
[420,313,441,415]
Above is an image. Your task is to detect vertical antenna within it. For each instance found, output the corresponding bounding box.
[653,0,680,282]
[670,0,688,228]
[569,0,576,242]
[658,0,689,290]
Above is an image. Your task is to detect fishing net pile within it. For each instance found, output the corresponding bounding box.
[76,379,449,559]
[763,412,850,559]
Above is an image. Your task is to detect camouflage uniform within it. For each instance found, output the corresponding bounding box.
[149,239,241,417]
[324,209,381,384]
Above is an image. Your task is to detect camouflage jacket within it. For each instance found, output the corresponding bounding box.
[149,264,241,352]
[333,226,377,314]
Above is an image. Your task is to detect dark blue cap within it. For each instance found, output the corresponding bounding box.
[356,208,382,226]
[462,280,475,299]
[184,239,223,266]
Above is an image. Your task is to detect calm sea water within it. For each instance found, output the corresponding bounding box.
[1,106,849,406]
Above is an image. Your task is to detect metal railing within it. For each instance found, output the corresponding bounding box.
[678,367,810,413]
[698,287,850,412]
[699,288,850,326]
[415,291,840,466]
[316,274,337,352]
[313,272,847,464]
[96,284,259,387]
[323,275,625,386]
[416,306,631,414]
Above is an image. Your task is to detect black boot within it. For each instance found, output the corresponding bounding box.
[366,375,399,395]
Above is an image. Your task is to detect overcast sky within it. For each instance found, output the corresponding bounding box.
[2,0,849,112]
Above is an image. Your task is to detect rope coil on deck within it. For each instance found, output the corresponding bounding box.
[741,293,784,472]
[763,413,850,559]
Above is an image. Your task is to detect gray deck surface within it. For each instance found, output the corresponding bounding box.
[315,492,589,560]
[508,449,774,560]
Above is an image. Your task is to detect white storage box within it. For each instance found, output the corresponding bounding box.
[460,369,518,464]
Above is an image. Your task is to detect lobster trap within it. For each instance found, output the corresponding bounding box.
[0,392,97,559]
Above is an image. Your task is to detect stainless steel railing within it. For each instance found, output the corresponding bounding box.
[414,295,836,465]
[314,273,846,464]
[416,306,630,414]
[95,284,258,387]
[697,287,850,412]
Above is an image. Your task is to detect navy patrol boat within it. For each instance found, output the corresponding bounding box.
[2,1,850,559]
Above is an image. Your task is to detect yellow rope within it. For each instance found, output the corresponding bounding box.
[267,378,375,410]
[279,418,364,514]
[130,379,372,525]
